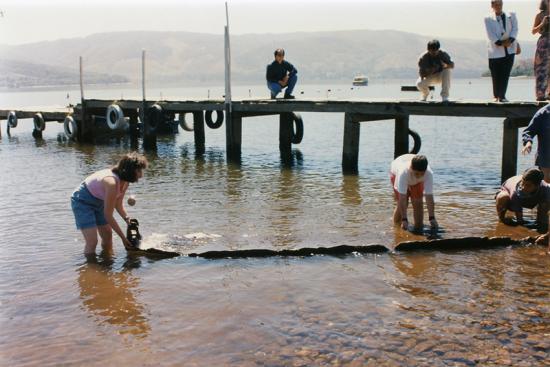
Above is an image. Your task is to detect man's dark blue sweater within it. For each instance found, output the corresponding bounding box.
[266,60,297,83]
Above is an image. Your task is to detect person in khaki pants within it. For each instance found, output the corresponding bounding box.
[416,40,454,102]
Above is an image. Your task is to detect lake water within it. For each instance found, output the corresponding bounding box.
[1,78,549,366]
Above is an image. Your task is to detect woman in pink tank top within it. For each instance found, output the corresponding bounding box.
[71,152,148,255]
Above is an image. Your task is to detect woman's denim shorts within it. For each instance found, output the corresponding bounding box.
[71,183,107,230]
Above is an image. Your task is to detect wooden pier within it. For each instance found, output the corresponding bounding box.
[1,98,547,182]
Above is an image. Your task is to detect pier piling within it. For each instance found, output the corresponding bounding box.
[394,115,410,158]
[193,111,206,155]
[342,113,360,174]
[279,113,293,162]
[226,112,241,162]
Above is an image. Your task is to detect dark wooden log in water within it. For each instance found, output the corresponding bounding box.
[188,244,389,259]
[394,236,537,251]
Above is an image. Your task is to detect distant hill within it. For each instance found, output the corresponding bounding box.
[0,58,129,88]
[0,30,536,88]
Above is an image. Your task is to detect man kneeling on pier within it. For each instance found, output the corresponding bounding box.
[391,154,438,232]
[416,40,454,102]
[266,48,298,99]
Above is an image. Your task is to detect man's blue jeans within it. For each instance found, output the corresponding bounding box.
[267,73,298,98]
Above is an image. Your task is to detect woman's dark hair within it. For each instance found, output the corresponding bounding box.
[112,152,148,183]
[540,0,548,12]
[411,155,429,172]
[522,168,545,185]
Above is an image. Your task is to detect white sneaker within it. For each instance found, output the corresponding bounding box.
[420,95,428,101]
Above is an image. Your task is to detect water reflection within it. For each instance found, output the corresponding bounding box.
[77,253,150,338]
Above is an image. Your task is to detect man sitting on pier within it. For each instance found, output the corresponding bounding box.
[416,40,454,102]
[390,154,438,232]
[266,48,298,99]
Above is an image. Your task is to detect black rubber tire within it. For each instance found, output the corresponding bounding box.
[205,110,224,129]
[408,128,422,154]
[291,112,304,144]
[146,104,163,133]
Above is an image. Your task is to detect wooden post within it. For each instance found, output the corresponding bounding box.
[394,115,409,158]
[78,56,93,143]
[279,113,293,162]
[501,117,518,183]
[129,113,139,148]
[226,112,241,162]
[193,111,205,155]
[342,113,360,174]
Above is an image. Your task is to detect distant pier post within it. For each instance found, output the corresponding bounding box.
[279,113,293,162]
[193,111,205,155]
[342,113,360,174]
[394,115,410,158]
[129,113,139,148]
[501,117,519,183]
[226,112,241,162]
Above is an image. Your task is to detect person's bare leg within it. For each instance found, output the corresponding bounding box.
[495,192,511,222]
[97,224,114,254]
[81,227,98,255]
[411,198,424,230]
[541,167,550,184]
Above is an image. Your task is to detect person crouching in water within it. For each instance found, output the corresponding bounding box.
[390,154,438,232]
[496,168,550,250]
[71,152,148,255]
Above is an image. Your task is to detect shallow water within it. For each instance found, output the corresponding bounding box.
[1,79,549,366]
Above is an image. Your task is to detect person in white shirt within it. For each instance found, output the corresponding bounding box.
[484,0,519,102]
[390,154,438,231]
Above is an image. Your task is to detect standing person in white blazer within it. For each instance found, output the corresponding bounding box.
[484,0,519,102]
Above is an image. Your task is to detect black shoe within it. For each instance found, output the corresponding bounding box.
[284,94,295,99]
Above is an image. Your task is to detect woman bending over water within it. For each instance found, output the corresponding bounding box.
[71,152,148,255]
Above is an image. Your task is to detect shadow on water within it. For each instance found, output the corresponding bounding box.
[280,148,304,168]
[76,252,150,338]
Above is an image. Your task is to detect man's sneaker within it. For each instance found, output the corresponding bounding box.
[270,94,277,100]
[284,94,295,99]
[500,98,509,103]
[442,97,449,103]
[420,95,428,101]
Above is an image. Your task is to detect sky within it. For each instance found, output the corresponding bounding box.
[0,0,543,45]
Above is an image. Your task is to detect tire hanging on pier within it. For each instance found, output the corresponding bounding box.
[178,113,194,132]
[106,104,126,130]
[146,104,163,133]
[64,115,78,140]
[408,128,421,154]
[33,113,45,131]
[205,110,224,129]
[291,112,304,144]
[7,111,17,128]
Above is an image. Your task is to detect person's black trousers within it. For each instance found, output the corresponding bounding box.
[489,54,515,100]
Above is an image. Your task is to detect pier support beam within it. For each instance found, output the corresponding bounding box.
[279,113,293,163]
[226,112,241,162]
[394,115,409,158]
[342,113,360,174]
[193,111,205,155]
[129,114,139,148]
[501,117,518,183]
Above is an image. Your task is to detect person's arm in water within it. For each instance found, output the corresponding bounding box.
[535,212,550,253]
[103,177,133,249]
[398,194,409,230]
[514,210,524,224]
[425,194,438,229]
[115,182,130,225]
